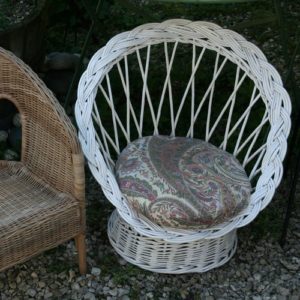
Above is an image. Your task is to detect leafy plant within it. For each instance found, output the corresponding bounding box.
[155,0,261,3]
[0,10,9,31]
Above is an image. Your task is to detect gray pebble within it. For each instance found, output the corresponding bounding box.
[91,267,101,277]
[109,288,118,296]
[84,292,96,300]
[27,289,37,297]
[277,286,290,296]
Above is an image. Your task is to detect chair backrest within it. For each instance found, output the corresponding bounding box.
[0,48,81,196]
[76,20,291,230]
[77,20,290,179]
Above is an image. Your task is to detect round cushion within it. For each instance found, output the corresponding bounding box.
[115,135,251,230]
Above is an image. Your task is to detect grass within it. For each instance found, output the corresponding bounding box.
[249,205,284,240]
[112,264,147,285]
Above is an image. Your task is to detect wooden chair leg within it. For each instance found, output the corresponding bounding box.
[75,233,87,275]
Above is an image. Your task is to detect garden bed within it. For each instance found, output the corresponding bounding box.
[0,0,37,31]
[0,0,47,69]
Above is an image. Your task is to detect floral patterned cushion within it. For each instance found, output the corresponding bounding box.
[115,135,251,230]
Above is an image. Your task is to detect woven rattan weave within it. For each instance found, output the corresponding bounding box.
[0,48,86,274]
[75,20,291,273]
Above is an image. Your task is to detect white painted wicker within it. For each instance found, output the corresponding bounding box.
[75,19,291,273]
[108,210,237,273]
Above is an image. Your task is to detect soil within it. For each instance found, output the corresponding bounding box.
[0,0,37,31]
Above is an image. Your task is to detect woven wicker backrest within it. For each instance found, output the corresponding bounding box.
[77,21,291,185]
[76,21,291,241]
[0,48,80,195]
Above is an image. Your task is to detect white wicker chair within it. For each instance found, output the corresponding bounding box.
[75,20,291,273]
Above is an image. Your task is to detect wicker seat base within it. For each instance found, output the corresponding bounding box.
[0,162,82,272]
[108,210,237,274]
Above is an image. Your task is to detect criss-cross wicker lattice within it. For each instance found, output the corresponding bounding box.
[76,19,291,273]
[76,19,290,241]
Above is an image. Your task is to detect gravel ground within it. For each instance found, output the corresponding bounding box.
[1,1,300,299]
[0,175,299,300]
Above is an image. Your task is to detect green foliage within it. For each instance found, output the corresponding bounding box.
[155,0,261,3]
[0,0,14,31]
[45,0,283,55]
[0,10,10,31]
[249,204,284,240]
[0,141,6,160]
[233,9,277,30]
[46,0,114,53]
[45,246,73,273]
[112,264,144,285]
[98,250,149,286]
[86,197,113,233]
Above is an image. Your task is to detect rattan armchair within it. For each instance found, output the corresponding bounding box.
[0,48,86,274]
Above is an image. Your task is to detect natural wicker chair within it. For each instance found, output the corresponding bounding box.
[0,48,86,274]
[75,20,291,273]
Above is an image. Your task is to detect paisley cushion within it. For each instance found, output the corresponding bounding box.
[115,135,251,230]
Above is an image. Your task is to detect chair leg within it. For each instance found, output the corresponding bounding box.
[75,233,87,275]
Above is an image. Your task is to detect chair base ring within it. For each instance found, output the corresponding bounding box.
[107,210,237,274]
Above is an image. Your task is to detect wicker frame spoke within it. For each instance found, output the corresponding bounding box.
[75,20,291,250]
